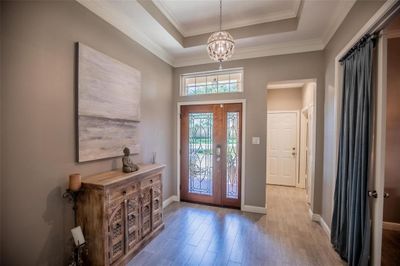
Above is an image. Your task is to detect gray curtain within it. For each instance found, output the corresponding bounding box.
[331,36,374,266]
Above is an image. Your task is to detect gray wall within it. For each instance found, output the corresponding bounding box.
[1,1,173,264]
[267,87,303,111]
[173,52,325,210]
[322,0,385,228]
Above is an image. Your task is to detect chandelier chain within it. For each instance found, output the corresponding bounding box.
[219,0,222,32]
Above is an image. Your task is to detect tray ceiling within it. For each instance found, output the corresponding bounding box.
[152,0,302,37]
[76,0,356,67]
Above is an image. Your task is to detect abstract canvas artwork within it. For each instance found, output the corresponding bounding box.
[77,43,141,162]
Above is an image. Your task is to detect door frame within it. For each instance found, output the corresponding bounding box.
[331,1,399,265]
[265,79,317,212]
[266,110,300,187]
[177,99,247,209]
[300,105,310,190]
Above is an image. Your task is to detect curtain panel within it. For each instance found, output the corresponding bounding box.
[331,37,375,266]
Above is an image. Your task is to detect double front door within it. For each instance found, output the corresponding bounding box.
[180,103,242,208]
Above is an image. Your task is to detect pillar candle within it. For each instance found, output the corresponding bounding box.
[71,226,85,246]
[69,173,81,191]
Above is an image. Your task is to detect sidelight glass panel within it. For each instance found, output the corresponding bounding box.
[226,112,239,199]
[188,113,213,195]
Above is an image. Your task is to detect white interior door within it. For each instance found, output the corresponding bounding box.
[267,112,298,186]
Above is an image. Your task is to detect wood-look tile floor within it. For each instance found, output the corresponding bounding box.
[128,185,344,266]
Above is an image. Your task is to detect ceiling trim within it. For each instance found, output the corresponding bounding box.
[173,38,324,67]
[137,0,184,46]
[267,82,305,90]
[151,0,184,36]
[76,0,356,68]
[76,0,175,66]
[183,17,299,48]
[321,0,356,46]
[153,0,302,37]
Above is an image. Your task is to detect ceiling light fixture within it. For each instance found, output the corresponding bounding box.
[207,0,235,69]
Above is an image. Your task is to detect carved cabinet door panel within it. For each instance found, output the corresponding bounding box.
[152,182,162,229]
[141,187,152,238]
[107,200,125,264]
[126,192,140,251]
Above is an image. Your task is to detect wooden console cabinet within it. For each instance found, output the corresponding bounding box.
[76,164,165,265]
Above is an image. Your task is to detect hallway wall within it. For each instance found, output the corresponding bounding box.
[267,87,303,111]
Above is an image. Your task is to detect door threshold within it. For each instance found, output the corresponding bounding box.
[266,183,296,188]
[180,199,240,210]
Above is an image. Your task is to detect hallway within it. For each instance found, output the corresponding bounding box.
[128,185,343,265]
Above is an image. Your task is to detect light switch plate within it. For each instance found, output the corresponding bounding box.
[252,137,260,145]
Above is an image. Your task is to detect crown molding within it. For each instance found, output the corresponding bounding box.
[153,0,302,37]
[152,0,184,37]
[321,0,356,47]
[182,10,298,37]
[76,0,355,68]
[173,38,324,67]
[76,0,174,66]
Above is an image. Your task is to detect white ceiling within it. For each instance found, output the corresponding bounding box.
[76,0,356,67]
[153,0,301,37]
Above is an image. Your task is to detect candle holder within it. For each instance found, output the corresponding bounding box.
[69,242,88,266]
[63,188,86,266]
[63,188,83,227]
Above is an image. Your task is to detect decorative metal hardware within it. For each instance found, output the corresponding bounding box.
[188,112,213,195]
[368,190,378,198]
[226,112,239,199]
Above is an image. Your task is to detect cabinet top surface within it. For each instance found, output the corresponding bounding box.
[82,164,165,187]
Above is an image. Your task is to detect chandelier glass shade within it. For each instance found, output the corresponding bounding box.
[207,0,235,63]
[207,31,235,62]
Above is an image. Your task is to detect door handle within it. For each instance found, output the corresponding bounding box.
[368,190,378,198]
[384,192,390,198]
[216,145,221,156]
[215,145,221,162]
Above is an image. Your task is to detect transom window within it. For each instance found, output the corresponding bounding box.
[180,68,243,96]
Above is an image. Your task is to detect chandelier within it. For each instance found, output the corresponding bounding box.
[207,0,235,65]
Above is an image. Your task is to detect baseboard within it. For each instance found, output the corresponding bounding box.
[308,208,331,237]
[308,208,314,219]
[383,221,400,231]
[163,195,179,208]
[319,217,331,237]
[241,205,267,214]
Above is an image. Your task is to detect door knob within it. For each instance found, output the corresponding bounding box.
[368,190,378,198]
[384,192,390,198]
[292,152,296,156]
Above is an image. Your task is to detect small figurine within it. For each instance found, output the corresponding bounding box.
[122,147,139,173]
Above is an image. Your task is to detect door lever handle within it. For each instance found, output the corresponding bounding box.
[384,192,390,198]
[368,190,378,198]
[215,145,221,162]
